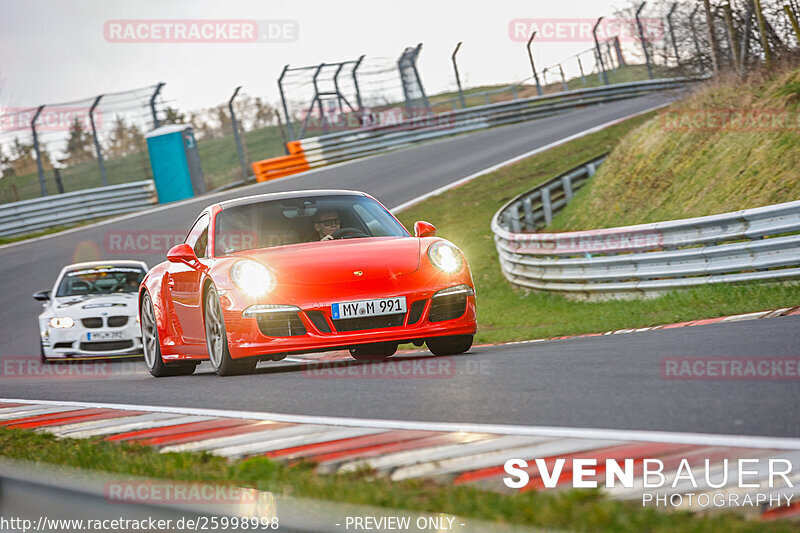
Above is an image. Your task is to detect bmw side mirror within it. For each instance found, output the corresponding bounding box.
[33,290,50,302]
[414,221,437,238]
[167,243,199,266]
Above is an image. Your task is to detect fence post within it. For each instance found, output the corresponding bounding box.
[753,0,773,68]
[667,2,681,67]
[278,65,294,141]
[541,187,552,226]
[593,18,610,85]
[352,54,365,111]
[451,42,466,109]
[558,64,568,91]
[689,6,707,71]
[89,95,108,187]
[614,36,626,66]
[31,105,48,197]
[526,31,543,96]
[149,82,165,129]
[702,0,722,74]
[577,56,587,84]
[53,168,64,194]
[723,3,741,72]
[786,5,800,45]
[636,2,654,79]
[228,86,250,183]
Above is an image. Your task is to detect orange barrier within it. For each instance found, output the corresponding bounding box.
[252,141,310,182]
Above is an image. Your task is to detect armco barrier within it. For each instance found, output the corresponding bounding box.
[0,180,157,238]
[491,158,800,296]
[253,77,695,182]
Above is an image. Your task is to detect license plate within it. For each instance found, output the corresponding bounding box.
[86,331,125,341]
[331,297,407,320]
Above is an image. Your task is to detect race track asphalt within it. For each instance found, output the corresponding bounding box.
[8,91,794,439]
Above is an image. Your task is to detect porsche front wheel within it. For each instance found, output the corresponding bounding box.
[141,292,196,378]
[205,286,257,376]
[426,335,473,356]
[349,342,398,361]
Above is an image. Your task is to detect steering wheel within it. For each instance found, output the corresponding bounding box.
[332,227,369,240]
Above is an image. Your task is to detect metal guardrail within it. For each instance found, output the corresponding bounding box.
[0,180,157,238]
[491,158,800,296]
[253,78,695,182]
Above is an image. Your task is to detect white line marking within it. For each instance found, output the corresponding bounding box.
[389,103,671,213]
[4,398,799,450]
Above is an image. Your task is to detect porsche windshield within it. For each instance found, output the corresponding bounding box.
[56,266,146,297]
[214,195,409,255]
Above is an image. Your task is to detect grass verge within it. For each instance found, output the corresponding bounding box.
[0,427,794,532]
[394,110,799,345]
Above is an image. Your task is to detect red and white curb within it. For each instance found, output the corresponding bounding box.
[1,398,798,519]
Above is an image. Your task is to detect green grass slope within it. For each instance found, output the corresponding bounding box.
[549,67,800,231]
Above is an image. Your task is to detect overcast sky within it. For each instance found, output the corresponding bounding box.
[1,0,637,113]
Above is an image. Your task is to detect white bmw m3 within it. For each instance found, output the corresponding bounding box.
[34,260,148,363]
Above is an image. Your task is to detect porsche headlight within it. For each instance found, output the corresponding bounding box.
[428,241,464,274]
[230,260,275,297]
[49,317,74,329]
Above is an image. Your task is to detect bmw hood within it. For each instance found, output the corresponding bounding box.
[49,293,138,317]
[240,237,421,285]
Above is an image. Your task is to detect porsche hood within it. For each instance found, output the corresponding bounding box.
[238,237,422,285]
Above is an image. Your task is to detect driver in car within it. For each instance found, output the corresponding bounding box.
[314,210,340,241]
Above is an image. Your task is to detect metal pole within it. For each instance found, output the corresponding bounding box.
[332,63,346,115]
[410,43,430,112]
[558,64,568,91]
[149,82,164,129]
[615,36,626,66]
[756,0,772,68]
[636,2,654,79]
[312,64,325,130]
[690,7,706,71]
[89,95,108,187]
[352,55,365,110]
[667,2,681,67]
[451,42,466,109]
[702,0,722,74]
[723,3,741,72]
[786,4,800,45]
[31,105,48,197]
[228,86,249,183]
[277,64,294,141]
[740,4,754,75]
[593,18,609,85]
[606,41,616,70]
[526,31,543,95]
[577,55,587,84]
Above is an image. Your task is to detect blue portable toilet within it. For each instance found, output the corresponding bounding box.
[145,124,206,204]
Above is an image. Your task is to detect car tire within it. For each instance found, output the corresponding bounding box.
[141,291,197,378]
[349,342,398,361]
[205,286,257,376]
[426,335,473,356]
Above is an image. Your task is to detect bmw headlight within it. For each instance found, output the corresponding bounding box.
[49,317,74,329]
[230,260,275,297]
[428,241,464,274]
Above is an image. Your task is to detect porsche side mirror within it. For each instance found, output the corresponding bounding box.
[32,290,50,302]
[167,243,199,266]
[414,221,437,238]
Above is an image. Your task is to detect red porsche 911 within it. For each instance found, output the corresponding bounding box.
[139,190,477,376]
